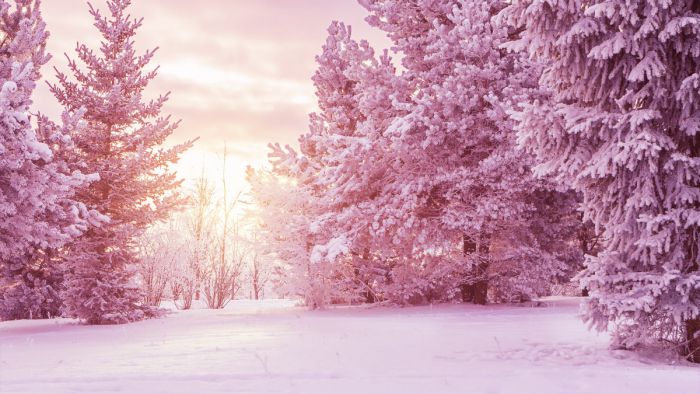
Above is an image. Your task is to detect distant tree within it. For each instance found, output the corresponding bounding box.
[246,161,355,308]
[50,0,192,324]
[245,227,270,300]
[201,147,244,309]
[500,0,700,361]
[0,0,99,320]
[488,189,584,302]
[174,175,215,310]
[136,222,185,307]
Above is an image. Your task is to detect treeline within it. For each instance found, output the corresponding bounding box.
[248,0,700,362]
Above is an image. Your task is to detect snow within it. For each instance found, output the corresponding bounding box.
[1,81,17,96]
[1,298,698,394]
[310,235,349,264]
[24,131,53,161]
[385,115,413,137]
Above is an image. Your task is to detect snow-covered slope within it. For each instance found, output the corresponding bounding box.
[1,298,698,393]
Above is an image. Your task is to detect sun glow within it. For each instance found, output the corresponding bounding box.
[32,1,390,202]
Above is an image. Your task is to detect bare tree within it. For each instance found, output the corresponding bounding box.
[137,223,184,307]
[202,145,245,309]
[173,174,216,310]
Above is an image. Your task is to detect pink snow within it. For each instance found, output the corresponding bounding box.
[1,298,698,393]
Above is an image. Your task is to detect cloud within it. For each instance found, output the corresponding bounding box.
[32,0,392,180]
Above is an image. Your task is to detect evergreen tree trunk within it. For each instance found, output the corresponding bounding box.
[472,234,490,305]
[686,317,700,363]
[686,249,700,363]
[460,233,489,305]
[460,234,477,303]
[252,271,260,300]
[361,248,375,303]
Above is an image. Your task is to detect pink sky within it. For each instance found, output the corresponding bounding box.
[34,0,390,183]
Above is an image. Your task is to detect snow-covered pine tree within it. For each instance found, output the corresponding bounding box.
[0,0,99,320]
[298,21,409,304]
[360,0,546,304]
[499,0,700,360]
[50,0,192,324]
[244,22,401,307]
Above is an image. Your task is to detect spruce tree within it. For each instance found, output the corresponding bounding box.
[50,0,192,324]
[500,0,700,360]
[361,0,546,304]
[0,0,97,320]
[299,22,404,303]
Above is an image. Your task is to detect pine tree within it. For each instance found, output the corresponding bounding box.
[360,0,547,304]
[299,21,407,304]
[50,0,192,324]
[0,0,98,320]
[500,0,700,361]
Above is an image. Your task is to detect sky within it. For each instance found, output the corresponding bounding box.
[34,0,391,189]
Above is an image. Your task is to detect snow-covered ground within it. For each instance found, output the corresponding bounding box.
[1,298,698,394]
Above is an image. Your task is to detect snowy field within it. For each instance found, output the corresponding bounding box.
[1,298,698,394]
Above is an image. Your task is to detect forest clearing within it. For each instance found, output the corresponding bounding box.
[2,298,699,394]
